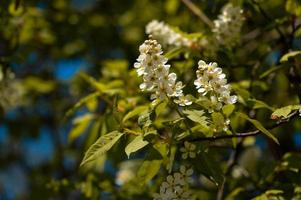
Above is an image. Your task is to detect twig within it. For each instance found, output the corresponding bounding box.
[181,0,214,28]
[188,110,299,142]
[251,0,286,45]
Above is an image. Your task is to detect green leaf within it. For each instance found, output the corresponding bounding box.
[183,109,208,125]
[286,0,301,16]
[80,131,124,167]
[238,113,279,144]
[69,114,94,143]
[137,142,166,186]
[222,104,235,117]
[271,105,301,118]
[280,51,301,63]
[194,152,224,187]
[122,105,148,123]
[80,73,107,92]
[164,47,184,59]
[259,65,285,79]
[125,135,149,158]
[65,92,101,118]
[247,99,274,111]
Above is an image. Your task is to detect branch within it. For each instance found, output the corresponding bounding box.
[251,0,287,44]
[188,110,299,142]
[181,0,214,28]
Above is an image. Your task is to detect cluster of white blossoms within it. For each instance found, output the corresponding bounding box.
[0,67,25,111]
[153,166,193,200]
[194,60,237,112]
[212,3,244,47]
[134,38,192,106]
[146,20,193,49]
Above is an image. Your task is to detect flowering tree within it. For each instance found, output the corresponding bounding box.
[1,0,301,199]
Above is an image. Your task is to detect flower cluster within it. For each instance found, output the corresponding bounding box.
[212,3,244,47]
[180,141,196,159]
[146,20,193,49]
[0,67,25,111]
[153,166,193,200]
[134,38,191,106]
[194,60,237,112]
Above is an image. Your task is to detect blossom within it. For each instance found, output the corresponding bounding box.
[212,3,244,47]
[180,141,196,159]
[146,20,194,48]
[194,60,237,112]
[0,67,25,111]
[135,38,192,106]
[153,165,193,200]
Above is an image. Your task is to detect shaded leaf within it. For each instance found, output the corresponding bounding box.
[122,105,148,123]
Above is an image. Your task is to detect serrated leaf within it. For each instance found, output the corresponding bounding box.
[183,109,208,125]
[80,131,124,167]
[280,51,301,63]
[122,106,148,123]
[222,104,235,117]
[271,105,301,118]
[125,135,149,158]
[238,113,279,144]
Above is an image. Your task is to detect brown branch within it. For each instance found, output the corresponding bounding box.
[188,110,299,143]
[181,0,214,28]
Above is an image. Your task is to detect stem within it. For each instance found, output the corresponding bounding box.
[188,110,299,142]
[181,0,214,28]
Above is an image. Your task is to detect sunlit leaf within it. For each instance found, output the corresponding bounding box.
[125,135,149,158]
[238,112,279,144]
[80,131,124,167]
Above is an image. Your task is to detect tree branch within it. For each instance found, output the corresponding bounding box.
[188,110,299,142]
[181,0,214,28]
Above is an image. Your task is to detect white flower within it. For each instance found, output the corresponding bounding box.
[194,60,237,112]
[135,38,192,106]
[146,20,194,48]
[0,67,25,111]
[180,141,196,159]
[212,3,244,47]
[153,165,193,200]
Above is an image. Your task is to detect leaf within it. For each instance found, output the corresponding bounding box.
[122,105,148,123]
[80,73,107,92]
[280,51,301,63]
[259,65,285,79]
[194,152,224,187]
[69,114,94,143]
[125,135,149,158]
[164,47,184,59]
[137,142,166,186]
[65,92,101,118]
[286,0,301,16]
[238,113,279,144]
[247,99,274,111]
[222,104,235,117]
[80,131,124,167]
[271,105,301,119]
[183,109,208,125]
